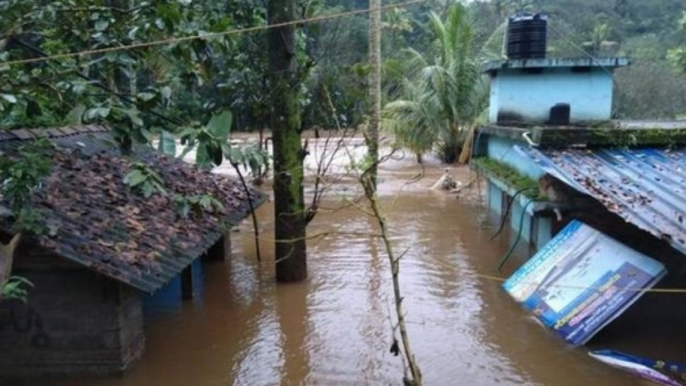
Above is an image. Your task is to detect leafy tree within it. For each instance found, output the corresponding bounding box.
[383,3,488,164]
[614,61,686,120]
[0,139,53,302]
[268,0,308,282]
[668,12,686,73]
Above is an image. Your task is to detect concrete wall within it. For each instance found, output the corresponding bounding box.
[487,180,554,251]
[488,67,614,124]
[0,245,144,379]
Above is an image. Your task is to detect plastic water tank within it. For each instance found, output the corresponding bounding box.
[507,13,548,60]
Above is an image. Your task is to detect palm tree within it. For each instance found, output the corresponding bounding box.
[382,3,489,164]
[582,23,620,57]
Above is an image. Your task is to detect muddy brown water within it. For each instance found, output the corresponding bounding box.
[35,157,685,386]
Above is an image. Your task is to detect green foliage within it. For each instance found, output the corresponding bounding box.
[473,157,545,200]
[172,193,224,219]
[459,0,686,120]
[0,139,52,208]
[0,0,266,136]
[383,3,488,164]
[177,110,270,175]
[468,0,686,61]
[1,0,685,135]
[157,130,177,156]
[668,12,686,73]
[124,162,166,198]
[1,276,33,303]
[226,144,271,178]
[0,138,53,234]
[613,61,686,119]
[179,110,233,168]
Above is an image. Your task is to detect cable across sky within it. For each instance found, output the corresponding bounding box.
[0,0,434,68]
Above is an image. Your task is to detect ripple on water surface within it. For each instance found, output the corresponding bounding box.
[27,166,671,386]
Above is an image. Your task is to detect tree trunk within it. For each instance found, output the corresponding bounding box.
[268,0,307,282]
[458,126,475,164]
[367,0,382,190]
[0,234,21,297]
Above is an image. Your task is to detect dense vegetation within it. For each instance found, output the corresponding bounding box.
[2,0,686,135]
[3,0,686,290]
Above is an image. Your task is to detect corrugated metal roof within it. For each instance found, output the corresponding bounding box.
[0,126,266,293]
[516,146,686,256]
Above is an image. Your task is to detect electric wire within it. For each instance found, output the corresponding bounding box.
[496,199,535,272]
[0,0,434,68]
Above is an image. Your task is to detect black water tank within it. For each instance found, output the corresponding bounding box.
[507,13,548,60]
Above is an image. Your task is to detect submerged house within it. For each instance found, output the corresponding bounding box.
[473,13,686,349]
[0,125,265,378]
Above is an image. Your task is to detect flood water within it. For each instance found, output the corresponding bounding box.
[37,145,685,386]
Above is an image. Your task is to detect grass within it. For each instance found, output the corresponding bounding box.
[472,157,546,201]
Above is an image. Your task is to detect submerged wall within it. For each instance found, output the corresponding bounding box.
[0,245,144,379]
[487,180,554,251]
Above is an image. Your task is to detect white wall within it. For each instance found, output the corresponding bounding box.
[488,68,614,124]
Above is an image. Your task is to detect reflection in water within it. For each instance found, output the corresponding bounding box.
[30,163,684,386]
[276,281,309,386]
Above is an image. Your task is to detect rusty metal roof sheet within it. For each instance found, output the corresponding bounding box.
[517,146,686,256]
[0,126,266,293]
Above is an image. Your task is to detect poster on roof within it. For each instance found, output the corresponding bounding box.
[502,220,667,346]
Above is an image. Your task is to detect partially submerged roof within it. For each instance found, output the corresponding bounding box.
[483,57,630,75]
[517,145,686,256]
[0,125,266,293]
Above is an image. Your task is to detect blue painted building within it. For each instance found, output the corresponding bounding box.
[474,56,686,259]
[484,57,629,124]
[477,12,686,360]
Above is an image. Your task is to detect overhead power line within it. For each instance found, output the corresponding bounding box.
[1,0,433,69]
[13,38,187,127]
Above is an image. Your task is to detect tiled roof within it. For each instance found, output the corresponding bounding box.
[0,125,266,293]
[517,146,686,256]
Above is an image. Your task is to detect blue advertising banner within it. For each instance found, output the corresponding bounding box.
[503,220,667,346]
